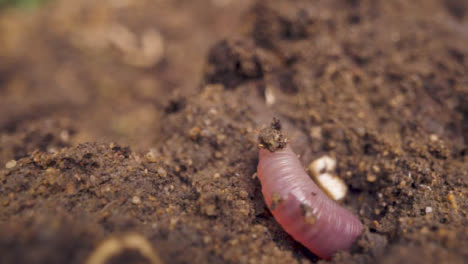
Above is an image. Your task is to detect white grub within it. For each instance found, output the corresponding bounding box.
[309,156,347,200]
[309,156,336,177]
[316,173,347,201]
[425,207,433,214]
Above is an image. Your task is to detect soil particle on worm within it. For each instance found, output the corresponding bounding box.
[258,118,288,152]
[1,0,468,263]
[270,192,286,210]
[300,204,317,225]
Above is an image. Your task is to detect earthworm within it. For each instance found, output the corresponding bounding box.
[257,145,363,259]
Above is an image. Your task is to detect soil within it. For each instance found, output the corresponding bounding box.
[1,0,468,263]
[258,118,288,152]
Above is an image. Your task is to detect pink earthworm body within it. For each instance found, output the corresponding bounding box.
[257,145,363,259]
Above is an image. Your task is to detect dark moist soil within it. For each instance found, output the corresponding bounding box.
[1,0,468,263]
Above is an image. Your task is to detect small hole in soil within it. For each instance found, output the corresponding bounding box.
[448,48,465,64]
[348,14,361,24]
[165,98,186,114]
[444,0,467,20]
[460,148,467,157]
[363,143,376,155]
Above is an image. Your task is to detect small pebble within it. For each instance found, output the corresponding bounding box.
[132,196,141,204]
[145,151,157,163]
[214,151,223,159]
[204,204,217,216]
[157,167,167,177]
[203,236,212,244]
[65,182,76,195]
[447,193,458,211]
[5,160,17,169]
[309,126,322,140]
[366,174,377,182]
[169,218,179,230]
[188,126,201,140]
[372,165,380,173]
[239,190,249,199]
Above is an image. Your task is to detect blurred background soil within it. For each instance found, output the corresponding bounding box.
[0,0,468,263]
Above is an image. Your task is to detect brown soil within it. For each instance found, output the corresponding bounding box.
[258,118,288,152]
[1,0,468,263]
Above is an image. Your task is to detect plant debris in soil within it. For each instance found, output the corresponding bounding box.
[1,0,468,264]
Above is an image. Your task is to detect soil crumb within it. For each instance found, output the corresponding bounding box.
[258,118,288,152]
